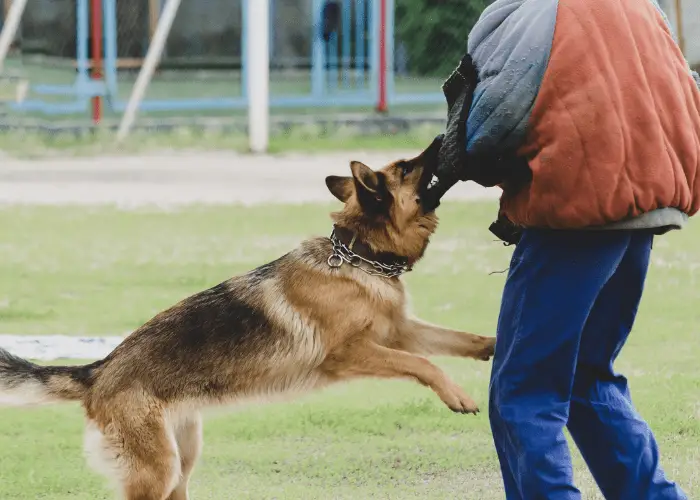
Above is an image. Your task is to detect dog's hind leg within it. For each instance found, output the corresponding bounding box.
[85,408,180,500]
[321,340,480,414]
[84,419,127,495]
[166,411,202,500]
[109,405,181,500]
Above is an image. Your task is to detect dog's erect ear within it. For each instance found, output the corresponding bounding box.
[325,175,353,202]
[350,161,388,211]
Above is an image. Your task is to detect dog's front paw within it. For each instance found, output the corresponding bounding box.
[476,336,496,361]
[438,382,480,415]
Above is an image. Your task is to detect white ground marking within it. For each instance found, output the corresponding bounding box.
[0,335,125,361]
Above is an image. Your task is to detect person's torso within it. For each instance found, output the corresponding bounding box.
[468,0,700,230]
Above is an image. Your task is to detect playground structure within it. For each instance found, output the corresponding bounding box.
[0,0,696,145]
[0,0,447,123]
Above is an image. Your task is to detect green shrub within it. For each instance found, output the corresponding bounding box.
[395,0,490,77]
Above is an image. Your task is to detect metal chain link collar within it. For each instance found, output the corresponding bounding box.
[327,227,412,279]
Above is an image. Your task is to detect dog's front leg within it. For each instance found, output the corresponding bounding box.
[393,318,495,361]
[321,340,480,414]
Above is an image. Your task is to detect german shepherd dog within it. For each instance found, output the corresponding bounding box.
[0,138,496,500]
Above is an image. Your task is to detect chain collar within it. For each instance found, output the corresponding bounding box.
[327,226,412,279]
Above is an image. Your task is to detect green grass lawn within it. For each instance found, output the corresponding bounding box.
[0,202,699,499]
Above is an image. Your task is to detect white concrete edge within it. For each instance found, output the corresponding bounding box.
[0,335,126,361]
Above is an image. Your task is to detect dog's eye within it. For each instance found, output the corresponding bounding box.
[399,162,414,177]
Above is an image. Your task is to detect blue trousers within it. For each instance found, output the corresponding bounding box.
[489,229,687,500]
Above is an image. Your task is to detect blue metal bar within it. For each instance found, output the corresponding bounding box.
[390,92,444,105]
[142,2,149,58]
[354,0,365,87]
[328,31,338,92]
[109,92,376,113]
[369,0,379,102]
[311,0,324,97]
[386,0,395,104]
[111,97,248,112]
[269,0,275,61]
[241,0,248,98]
[76,0,90,84]
[33,80,107,96]
[103,0,118,106]
[342,0,351,88]
[271,93,374,107]
[10,99,90,114]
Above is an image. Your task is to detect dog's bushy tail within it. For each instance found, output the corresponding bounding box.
[0,348,102,406]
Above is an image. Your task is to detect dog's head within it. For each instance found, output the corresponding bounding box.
[325,136,443,264]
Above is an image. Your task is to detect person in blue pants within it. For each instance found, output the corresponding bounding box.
[429,0,700,497]
[490,230,685,499]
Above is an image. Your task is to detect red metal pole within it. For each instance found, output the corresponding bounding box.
[91,0,103,124]
[376,0,388,113]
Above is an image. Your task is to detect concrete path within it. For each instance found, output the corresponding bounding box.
[0,150,500,207]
